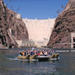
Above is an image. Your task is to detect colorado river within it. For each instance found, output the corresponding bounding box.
[0,49,75,75]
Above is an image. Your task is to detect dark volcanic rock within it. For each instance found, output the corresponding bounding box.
[47,0,75,48]
[0,0,29,48]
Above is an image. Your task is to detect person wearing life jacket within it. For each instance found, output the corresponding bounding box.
[37,51,40,56]
[30,51,34,55]
[44,51,48,56]
[40,51,43,56]
[20,51,25,56]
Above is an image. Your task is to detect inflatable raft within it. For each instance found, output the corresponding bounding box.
[17,53,59,61]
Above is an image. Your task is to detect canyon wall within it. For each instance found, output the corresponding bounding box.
[47,0,75,49]
[0,0,29,48]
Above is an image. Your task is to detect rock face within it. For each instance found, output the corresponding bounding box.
[47,0,75,49]
[0,0,29,48]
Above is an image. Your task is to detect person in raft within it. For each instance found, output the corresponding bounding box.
[20,51,25,56]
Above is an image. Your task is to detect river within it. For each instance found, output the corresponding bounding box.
[0,49,75,75]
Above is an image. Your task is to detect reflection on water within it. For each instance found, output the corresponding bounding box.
[0,50,75,75]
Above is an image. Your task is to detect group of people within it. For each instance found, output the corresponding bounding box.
[19,49,55,56]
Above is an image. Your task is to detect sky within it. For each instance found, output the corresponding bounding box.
[4,0,68,19]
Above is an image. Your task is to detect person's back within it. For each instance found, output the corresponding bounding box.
[44,51,48,56]
[30,51,34,55]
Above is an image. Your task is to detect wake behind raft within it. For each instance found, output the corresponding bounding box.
[17,49,59,61]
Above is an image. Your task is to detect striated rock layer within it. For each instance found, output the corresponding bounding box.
[0,0,29,48]
[47,0,75,49]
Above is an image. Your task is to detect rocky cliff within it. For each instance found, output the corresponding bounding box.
[47,0,75,48]
[0,0,29,48]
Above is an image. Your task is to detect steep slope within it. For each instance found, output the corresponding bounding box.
[47,0,75,48]
[0,0,29,48]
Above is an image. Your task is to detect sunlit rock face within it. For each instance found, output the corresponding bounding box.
[23,18,55,47]
[0,0,29,48]
[64,0,75,11]
[47,0,75,49]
